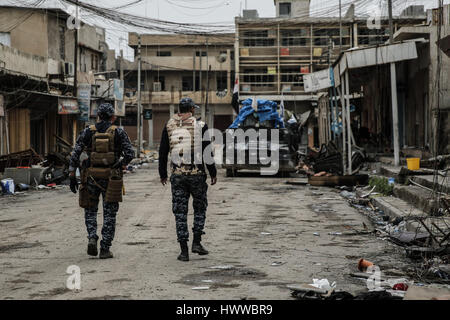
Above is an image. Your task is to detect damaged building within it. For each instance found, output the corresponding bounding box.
[235,0,426,149]
[0,5,120,160]
[123,33,236,146]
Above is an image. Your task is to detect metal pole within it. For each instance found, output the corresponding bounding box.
[339,0,342,52]
[137,34,142,157]
[73,0,79,97]
[120,49,124,128]
[388,0,399,165]
[390,62,400,166]
[345,70,352,173]
[337,84,346,175]
[388,0,394,44]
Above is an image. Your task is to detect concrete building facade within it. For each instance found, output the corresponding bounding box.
[124,33,235,146]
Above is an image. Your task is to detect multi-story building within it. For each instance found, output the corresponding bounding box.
[235,0,426,117]
[124,33,235,146]
[0,6,118,156]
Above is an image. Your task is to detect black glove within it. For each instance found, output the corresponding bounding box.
[70,175,78,194]
[112,159,124,169]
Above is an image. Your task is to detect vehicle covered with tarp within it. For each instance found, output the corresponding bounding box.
[223,98,302,177]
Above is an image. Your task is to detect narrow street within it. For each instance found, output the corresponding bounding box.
[0,164,409,300]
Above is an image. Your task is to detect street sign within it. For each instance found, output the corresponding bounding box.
[77,83,91,121]
[58,98,79,114]
[143,109,152,120]
[303,68,334,93]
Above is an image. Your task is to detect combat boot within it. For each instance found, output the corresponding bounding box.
[177,241,189,261]
[192,234,209,255]
[99,248,114,259]
[87,238,98,256]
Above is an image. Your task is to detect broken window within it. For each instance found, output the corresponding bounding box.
[281,30,308,46]
[243,30,275,47]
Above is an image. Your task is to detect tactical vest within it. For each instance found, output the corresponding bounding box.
[166,113,203,174]
[87,124,117,179]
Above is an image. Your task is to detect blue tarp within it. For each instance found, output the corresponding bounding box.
[229,99,285,129]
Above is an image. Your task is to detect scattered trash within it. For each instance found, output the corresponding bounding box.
[16,183,30,191]
[1,178,15,194]
[201,280,214,283]
[357,258,374,272]
[328,232,342,236]
[192,287,210,290]
[313,232,320,236]
[209,265,234,270]
[309,279,336,291]
[392,283,409,291]
[260,232,272,235]
[271,261,286,267]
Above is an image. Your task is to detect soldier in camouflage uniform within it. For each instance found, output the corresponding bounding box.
[159,98,217,262]
[69,103,134,259]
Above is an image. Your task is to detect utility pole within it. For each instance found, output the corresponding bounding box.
[73,0,79,97]
[339,0,342,52]
[119,49,124,128]
[137,34,142,157]
[388,0,394,44]
[388,0,400,166]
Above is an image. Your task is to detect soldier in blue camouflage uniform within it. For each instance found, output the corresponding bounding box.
[69,103,134,259]
[159,98,217,262]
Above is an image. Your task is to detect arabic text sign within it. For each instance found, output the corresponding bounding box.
[77,83,91,121]
[303,68,334,93]
[58,98,79,115]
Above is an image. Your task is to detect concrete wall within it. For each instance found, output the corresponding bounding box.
[0,8,49,57]
[0,43,47,77]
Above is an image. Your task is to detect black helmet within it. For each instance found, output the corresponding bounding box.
[179,98,199,112]
[97,103,115,119]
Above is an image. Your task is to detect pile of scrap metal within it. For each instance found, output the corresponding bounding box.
[0,149,43,173]
[299,141,367,176]
[39,135,73,185]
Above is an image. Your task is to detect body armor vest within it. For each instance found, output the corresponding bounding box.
[166,113,203,174]
[89,124,117,168]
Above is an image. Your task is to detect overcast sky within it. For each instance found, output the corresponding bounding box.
[2,0,449,58]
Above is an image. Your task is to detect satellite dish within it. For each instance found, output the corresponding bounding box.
[216,53,227,63]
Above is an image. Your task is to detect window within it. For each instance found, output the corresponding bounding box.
[243,30,274,47]
[91,54,98,71]
[216,72,227,91]
[196,51,207,57]
[157,51,171,56]
[281,30,308,46]
[154,76,165,91]
[182,76,194,91]
[279,3,291,17]
[0,32,11,46]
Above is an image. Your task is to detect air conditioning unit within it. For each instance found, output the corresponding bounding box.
[63,62,75,76]
[153,82,162,92]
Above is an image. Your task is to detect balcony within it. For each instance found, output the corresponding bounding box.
[141,56,233,72]
[125,90,232,106]
[0,44,48,78]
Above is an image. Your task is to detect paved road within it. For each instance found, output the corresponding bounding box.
[0,164,408,299]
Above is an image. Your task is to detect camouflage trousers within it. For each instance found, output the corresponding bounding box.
[84,178,119,250]
[170,173,208,242]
